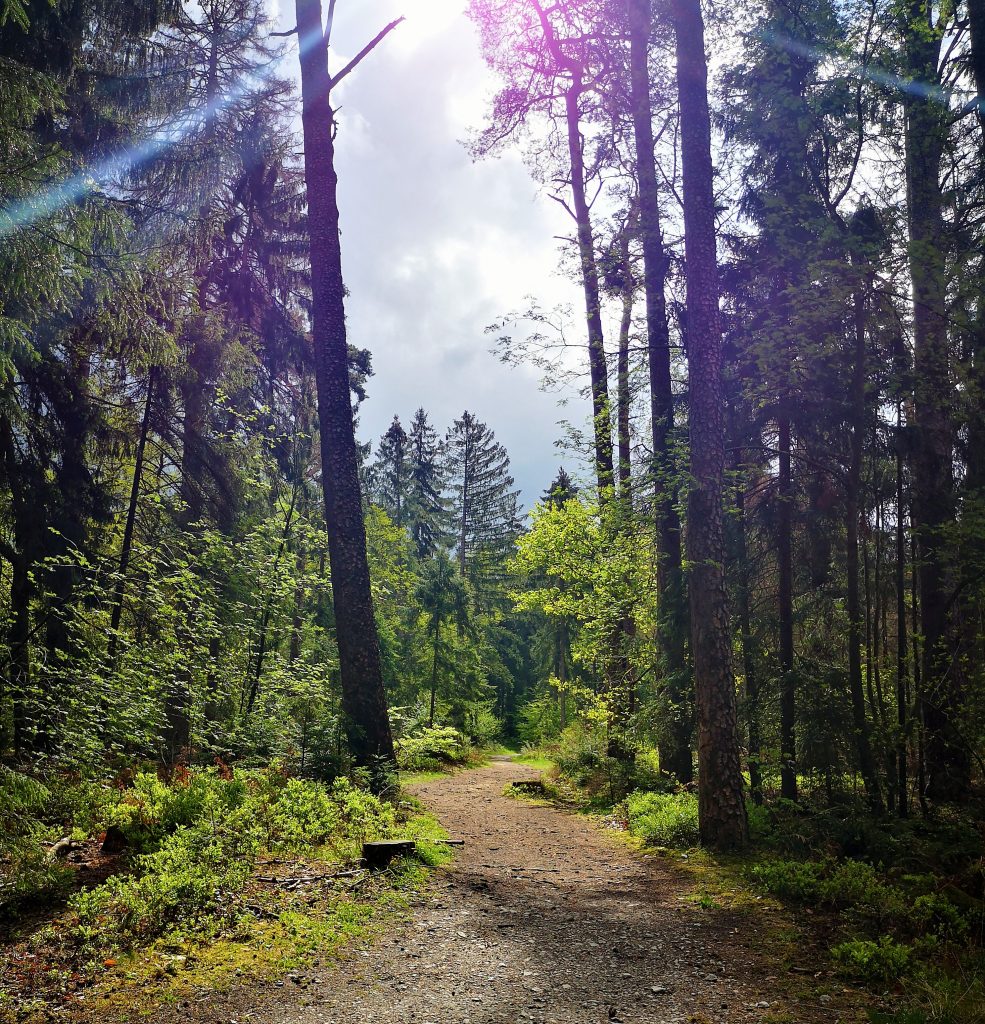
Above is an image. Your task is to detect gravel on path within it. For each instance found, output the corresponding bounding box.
[267,757,842,1024]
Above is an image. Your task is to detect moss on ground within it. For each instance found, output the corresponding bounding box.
[0,812,453,1024]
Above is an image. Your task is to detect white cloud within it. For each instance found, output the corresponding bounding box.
[280,1,588,505]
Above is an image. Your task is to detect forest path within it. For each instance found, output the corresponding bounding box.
[272,757,841,1024]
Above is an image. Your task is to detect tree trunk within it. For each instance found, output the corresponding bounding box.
[617,266,633,502]
[671,0,748,848]
[564,77,614,496]
[777,410,797,801]
[896,398,909,818]
[629,0,692,782]
[846,290,883,811]
[735,480,763,804]
[429,615,440,728]
[9,555,32,757]
[902,2,967,802]
[968,0,985,147]
[295,0,395,779]
[109,367,156,665]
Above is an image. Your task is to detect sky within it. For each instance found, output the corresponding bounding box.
[276,0,589,508]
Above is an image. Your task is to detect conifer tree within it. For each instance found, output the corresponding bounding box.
[407,408,449,560]
[375,416,411,528]
[445,411,521,599]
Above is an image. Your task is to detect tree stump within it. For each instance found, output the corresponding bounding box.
[362,840,415,870]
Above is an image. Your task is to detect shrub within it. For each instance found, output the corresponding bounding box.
[105,768,249,852]
[396,726,469,771]
[626,791,700,848]
[70,767,398,950]
[831,936,912,982]
[751,859,825,901]
[0,767,72,904]
[72,802,261,945]
[908,893,969,941]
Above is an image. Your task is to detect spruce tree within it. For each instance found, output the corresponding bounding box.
[375,415,411,528]
[406,408,448,560]
[445,411,520,600]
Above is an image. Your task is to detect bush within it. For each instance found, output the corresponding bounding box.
[72,802,260,944]
[626,791,700,848]
[396,726,469,771]
[268,777,395,851]
[104,768,249,853]
[69,766,398,950]
[751,859,825,901]
[0,767,72,905]
[831,936,912,982]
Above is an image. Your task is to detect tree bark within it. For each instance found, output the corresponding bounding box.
[735,479,763,804]
[629,0,692,782]
[295,0,395,779]
[109,367,157,665]
[564,77,614,496]
[846,289,883,811]
[777,410,797,800]
[671,0,747,848]
[895,397,909,817]
[902,1,968,802]
[617,260,633,503]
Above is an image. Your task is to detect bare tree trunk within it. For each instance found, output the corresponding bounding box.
[9,555,32,757]
[617,264,633,502]
[629,0,692,782]
[846,291,883,811]
[735,480,763,804]
[777,410,797,800]
[902,2,968,802]
[896,398,909,817]
[109,368,157,665]
[295,0,396,780]
[565,78,614,495]
[671,0,747,848]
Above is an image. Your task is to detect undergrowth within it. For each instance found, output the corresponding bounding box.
[518,735,985,1024]
[0,762,451,1023]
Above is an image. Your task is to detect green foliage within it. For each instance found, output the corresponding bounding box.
[625,791,700,849]
[396,726,470,772]
[0,767,72,904]
[67,767,398,951]
[105,769,250,853]
[751,858,825,901]
[268,777,396,851]
[831,937,912,982]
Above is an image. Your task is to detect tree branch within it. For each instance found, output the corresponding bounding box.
[330,17,405,92]
[325,0,338,48]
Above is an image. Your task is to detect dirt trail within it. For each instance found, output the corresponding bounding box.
[270,758,842,1024]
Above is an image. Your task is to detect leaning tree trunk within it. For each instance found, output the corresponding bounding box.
[629,0,692,782]
[295,0,395,779]
[564,78,614,496]
[902,2,968,802]
[109,367,157,666]
[671,0,748,848]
